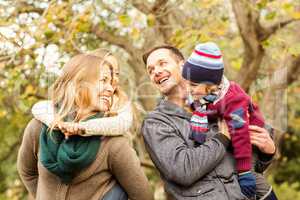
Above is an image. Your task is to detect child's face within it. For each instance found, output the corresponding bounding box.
[187,81,208,101]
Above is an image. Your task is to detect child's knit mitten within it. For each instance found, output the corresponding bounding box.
[189,106,209,144]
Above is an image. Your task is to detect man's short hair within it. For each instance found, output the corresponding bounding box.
[142,45,184,65]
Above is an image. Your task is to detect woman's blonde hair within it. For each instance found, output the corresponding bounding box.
[87,48,128,115]
[50,53,113,130]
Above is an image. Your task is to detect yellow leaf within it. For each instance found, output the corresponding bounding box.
[131,28,140,40]
[231,58,242,71]
[0,110,7,118]
[147,14,156,27]
[25,85,35,95]
[118,15,131,26]
[198,0,219,9]
[291,11,300,19]
[288,43,300,56]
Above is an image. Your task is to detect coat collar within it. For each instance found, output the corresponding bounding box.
[155,98,192,120]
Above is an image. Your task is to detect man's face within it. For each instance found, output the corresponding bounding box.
[146,49,183,95]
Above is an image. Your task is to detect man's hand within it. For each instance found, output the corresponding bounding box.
[249,125,276,154]
[218,120,231,140]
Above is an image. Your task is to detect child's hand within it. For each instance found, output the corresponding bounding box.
[238,171,256,199]
[189,108,208,144]
[57,122,85,139]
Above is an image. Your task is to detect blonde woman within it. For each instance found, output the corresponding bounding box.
[17,53,153,200]
[31,49,133,138]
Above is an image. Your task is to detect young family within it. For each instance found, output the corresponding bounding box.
[17,43,277,200]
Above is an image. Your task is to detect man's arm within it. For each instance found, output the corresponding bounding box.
[142,117,230,187]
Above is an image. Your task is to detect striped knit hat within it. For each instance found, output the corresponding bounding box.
[182,42,224,85]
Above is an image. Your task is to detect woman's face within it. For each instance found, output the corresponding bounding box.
[106,55,119,91]
[90,64,114,112]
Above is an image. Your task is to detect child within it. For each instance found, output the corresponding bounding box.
[182,42,277,200]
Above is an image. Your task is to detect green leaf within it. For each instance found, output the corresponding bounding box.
[256,0,268,10]
[77,22,91,32]
[283,3,293,12]
[44,29,55,39]
[265,11,277,20]
[288,43,300,56]
[261,39,271,48]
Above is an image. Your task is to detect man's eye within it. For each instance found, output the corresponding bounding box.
[160,61,167,66]
[148,68,153,74]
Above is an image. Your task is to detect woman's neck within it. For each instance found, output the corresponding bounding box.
[76,108,98,121]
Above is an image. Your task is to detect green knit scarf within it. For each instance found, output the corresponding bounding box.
[39,113,103,183]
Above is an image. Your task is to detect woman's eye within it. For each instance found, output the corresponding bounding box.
[100,77,108,83]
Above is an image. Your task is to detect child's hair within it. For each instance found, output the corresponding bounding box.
[205,84,219,94]
[50,53,114,131]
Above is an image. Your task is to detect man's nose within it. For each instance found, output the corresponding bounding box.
[153,66,163,75]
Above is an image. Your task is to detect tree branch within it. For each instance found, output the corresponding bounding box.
[0,137,22,163]
[92,25,137,55]
[151,0,169,13]
[231,0,264,91]
[231,0,260,53]
[11,2,44,17]
[259,18,300,41]
[287,54,300,85]
[130,0,151,14]
[0,55,11,63]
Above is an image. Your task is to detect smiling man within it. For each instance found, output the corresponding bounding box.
[141,45,276,200]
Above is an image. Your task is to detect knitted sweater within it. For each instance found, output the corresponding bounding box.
[207,80,265,172]
[17,119,153,200]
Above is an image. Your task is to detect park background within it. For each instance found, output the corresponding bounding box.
[0,0,300,199]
